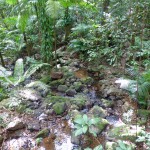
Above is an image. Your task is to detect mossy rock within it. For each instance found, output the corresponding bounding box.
[57,85,68,92]
[81,77,93,85]
[40,75,51,84]
[89,105,107,118]
[52,102,66,115]
[101,98,114,108]
[73,82,84,92]
[90,118,109,134]
[35,128,50,138]
[71,94,87,109]
[0,98,21,109]
[108,125,143,142]
[46,95,70,103]
[50,79,65,88]
[16,104,27,113]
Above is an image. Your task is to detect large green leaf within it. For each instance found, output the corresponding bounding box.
[82,125,88,134]
[89,118,100,125]
[75,128,83,136]
[14,58,24,79]
[6,0,17,5]
[74,116,85,125]
[83,114,88,124]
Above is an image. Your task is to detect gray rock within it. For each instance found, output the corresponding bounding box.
[7,118,26,131]
[28,122,40,131]
[66,89,77,96]
[57,85,68,92]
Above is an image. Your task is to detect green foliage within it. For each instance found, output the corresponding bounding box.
[116,140,134,150]
[0,58,50,86]
[84,145,103,150]
[136,130,150,149]
[74,114,100,137]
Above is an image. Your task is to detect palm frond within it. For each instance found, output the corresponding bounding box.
[46,0,61,19]
[23,63,50,79]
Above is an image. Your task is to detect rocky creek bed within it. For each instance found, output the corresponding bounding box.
[0,50,149,150]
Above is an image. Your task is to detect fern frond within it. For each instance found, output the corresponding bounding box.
[46,0,61,19]
[25,81,49,93]
[14,58,24,79]
[23,63,50,79]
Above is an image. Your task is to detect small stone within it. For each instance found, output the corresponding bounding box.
[28,122,40,131]
[57,85,68,92]
[66,89,77,96]
[7,118,26,131]
[51,72,63,80]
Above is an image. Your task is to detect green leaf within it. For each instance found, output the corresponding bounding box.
[94,145,103,150]
[84,148,92,150]
[118,140,126,149]
[83,114,88,124]
[82,125,88,134]
[75,128,83,136]
[6,0,17,5]
[89,128,97,137]
[74,117,84,125]
[89,118,100,125]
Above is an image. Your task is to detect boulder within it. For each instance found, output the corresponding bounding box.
[7,118,26,131]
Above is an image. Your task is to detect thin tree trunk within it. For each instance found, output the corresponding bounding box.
[0,51,5,67]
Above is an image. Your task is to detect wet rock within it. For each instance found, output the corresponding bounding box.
[108,125,143,141]
[53,102,66,115]
[51,71,63,80]
[28,122,40,131]
[105,142,117,150]
[7,118,26,131]
[101,98,114,108]
[66,89,77,96]
[35,128,50,138]
[89,105,107,118]
[57,85,68,92]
